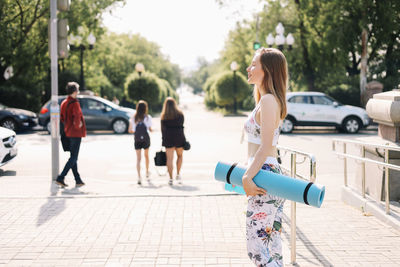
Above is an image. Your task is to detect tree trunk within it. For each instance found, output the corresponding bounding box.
[294,0,316,91]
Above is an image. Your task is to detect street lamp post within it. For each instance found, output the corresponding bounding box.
[230,61,239,114]
[266,22,294,51]
[135,63,145,76]
[69,31,96,90]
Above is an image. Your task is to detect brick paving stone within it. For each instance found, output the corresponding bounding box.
[0,190,400,266]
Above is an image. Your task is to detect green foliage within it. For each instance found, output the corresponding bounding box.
[0,0,181,112]
[183,57,223,94]
[125,72,161,110]
[212,71,251,109]
[215,0,400,106]
[97,32,181,93]
[242,94,255,110]
[0,84,42,112]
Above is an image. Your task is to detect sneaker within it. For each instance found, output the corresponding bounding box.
[56,176,68,187]
[146,171,151,180]
[168,179,173,186]
[138,178,142,185]
[75,179,85,187]
[176,174,182,184]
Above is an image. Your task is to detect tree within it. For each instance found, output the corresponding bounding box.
[212,71,251,112]
[125,72,161,111]
[0,0,125,111]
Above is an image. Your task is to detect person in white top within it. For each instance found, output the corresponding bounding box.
[128,100,152,185]
[242,48,288,266]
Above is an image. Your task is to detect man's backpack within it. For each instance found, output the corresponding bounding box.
[134,120,150,143]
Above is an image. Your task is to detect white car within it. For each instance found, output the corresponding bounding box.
[281,92,371,134]
[0,127,17,167]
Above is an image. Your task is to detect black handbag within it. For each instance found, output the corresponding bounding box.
[154,150,167,166]
[183,141,191,151]
[60,123,70,151]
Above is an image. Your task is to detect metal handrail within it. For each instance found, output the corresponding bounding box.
[332,138,400,214]
[277,145,317,265]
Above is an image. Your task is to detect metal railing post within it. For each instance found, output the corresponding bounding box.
[290,153,297,265]
[361,146,366,198]
[385,148,390,214]
[310,155,316,183]
[343,143,348,186]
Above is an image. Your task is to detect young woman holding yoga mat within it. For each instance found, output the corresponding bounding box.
[242,47,288,266]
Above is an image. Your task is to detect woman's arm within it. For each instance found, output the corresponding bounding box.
[128,116,135,134]
[242,94,279,196]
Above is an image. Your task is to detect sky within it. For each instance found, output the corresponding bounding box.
[102,0,263,71]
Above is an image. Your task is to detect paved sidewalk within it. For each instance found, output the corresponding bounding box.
[0,177,400,266]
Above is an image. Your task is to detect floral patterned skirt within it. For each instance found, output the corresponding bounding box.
[246,161,285,267]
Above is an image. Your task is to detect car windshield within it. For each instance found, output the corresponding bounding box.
[96,97,120,109]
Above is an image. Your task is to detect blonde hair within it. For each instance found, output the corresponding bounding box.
[160,97,182,120]
[253,47,288,119]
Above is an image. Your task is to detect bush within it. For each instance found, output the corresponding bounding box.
[326,83,360,107]
[125,72,161,110]
[242,94,255,110]
[0,84,41,112]
[213,71,251,109]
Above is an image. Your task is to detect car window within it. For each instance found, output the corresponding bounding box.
[312,96,334,105]
[87,99,106,110]
[78,99,86,109]
[288,95,311,104]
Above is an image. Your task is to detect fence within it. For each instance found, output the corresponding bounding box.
[332,138,400,214]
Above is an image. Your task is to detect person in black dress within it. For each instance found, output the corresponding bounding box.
[160,97,186,185]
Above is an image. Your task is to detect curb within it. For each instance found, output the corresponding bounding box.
[341,185,400,231]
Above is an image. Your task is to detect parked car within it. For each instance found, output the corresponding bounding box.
[39,95,135,134]
[0,127,17,167]
[0,103,38,132]
[282,92,371,134]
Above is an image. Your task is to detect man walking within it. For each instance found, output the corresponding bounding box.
[56,82,86,187]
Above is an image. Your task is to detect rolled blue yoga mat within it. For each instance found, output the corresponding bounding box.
[215,162,325,208]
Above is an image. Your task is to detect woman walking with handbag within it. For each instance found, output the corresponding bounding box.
[160,97,186,185]
[129,100,152,185]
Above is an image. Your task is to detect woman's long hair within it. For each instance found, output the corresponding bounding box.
[253,47,288,120]
[134,100,148,123]
[161,97,182,120]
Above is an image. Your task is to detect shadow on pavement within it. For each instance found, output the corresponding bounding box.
[0,169,16,176]
[169,184,199,192]
[139,180,162,189]
[37,183,66,227]
[282,213,334,267]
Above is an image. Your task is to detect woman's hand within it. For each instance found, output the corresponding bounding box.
[242,176,267,197]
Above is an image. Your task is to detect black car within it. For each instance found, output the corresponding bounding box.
[0,103,38,132]
[39,95,135,134]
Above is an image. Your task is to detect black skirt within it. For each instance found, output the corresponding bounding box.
[161,115,186,148]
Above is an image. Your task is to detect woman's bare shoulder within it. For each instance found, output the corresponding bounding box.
[260,94,278,107]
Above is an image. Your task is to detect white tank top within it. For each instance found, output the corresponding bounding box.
[244,104,280,146]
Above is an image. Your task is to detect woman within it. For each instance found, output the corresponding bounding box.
[160,97,186,185]
[129,100,152,185]
[242,47,288,266]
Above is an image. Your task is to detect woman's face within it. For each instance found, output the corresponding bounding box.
[246,54,264,86]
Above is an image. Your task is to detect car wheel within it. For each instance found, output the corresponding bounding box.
[343,117,361,133]
[281,118,294,133]
[112,119,127,134]
[1,118,18,131]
